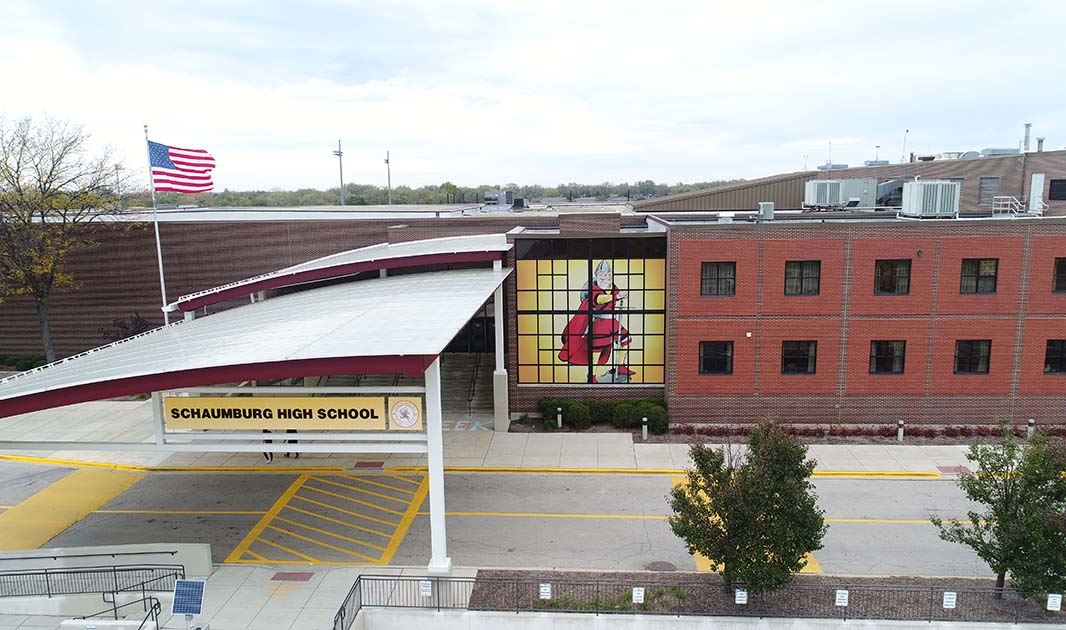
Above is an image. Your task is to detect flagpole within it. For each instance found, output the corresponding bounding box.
[144,124,170,325]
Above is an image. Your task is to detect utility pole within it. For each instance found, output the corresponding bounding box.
[385,150,392,205]
[333,140,345,206]
[114,164,122,210]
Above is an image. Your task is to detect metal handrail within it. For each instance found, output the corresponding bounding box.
[0,550,178,563]
[0,564,185,599]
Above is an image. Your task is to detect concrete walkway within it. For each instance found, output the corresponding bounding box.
[0,401,974,475]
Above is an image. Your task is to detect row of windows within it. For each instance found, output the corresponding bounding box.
[697,339,1066,375]
[701,258,1066,296]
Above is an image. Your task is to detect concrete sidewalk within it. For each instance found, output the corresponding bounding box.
[0,401,973,475]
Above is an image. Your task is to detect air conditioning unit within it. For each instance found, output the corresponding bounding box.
[804,178,876,207]
[900,181,959,218]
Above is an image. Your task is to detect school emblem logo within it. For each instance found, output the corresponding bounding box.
[390,399,421,429]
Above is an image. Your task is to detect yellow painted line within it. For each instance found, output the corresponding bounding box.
[378,475,429,566]
[224,474,309,563]
[284,505,393,538]
[312,477,413,505]
[256,537,320,563]
[388,475,423,486]
[390,465,941,479]
[244,549,270,562]
[266,524,379,562]
[0,469,145,550]
[301,484,405,517]
[341,475,418,496]
[272,515,388,552]
[411,511,939,525]
[0,454,346,474]
[801,553,823,574]
[291,495,401,528]
[97,509,266,516]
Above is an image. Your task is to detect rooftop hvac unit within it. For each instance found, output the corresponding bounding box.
[900,181,959,218]
[804,178,876,208]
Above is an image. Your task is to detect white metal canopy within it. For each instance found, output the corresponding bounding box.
[0,267,511,412]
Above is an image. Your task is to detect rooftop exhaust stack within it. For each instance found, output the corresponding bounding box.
[758,202,775,222]
[1037,137,1045,152]
[1024,123,1032,152]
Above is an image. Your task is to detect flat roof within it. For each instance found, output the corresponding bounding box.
[169,233,511,312]
[0,267,510,418]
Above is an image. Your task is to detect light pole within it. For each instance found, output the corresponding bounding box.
[333,140,345,206]
[385,150,392,205]
[114,164,122,210]
[900,129,909,163]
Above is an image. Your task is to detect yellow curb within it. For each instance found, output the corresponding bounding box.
[0,454,941,478]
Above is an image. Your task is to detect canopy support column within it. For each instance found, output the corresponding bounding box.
[424,356,451,574]
[492,260,510,432]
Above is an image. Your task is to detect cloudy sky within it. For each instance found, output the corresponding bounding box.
[3,0,1065,191]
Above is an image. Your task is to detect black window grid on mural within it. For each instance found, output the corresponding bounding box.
[515,238,666,385]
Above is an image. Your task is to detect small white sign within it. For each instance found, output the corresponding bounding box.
[942,591,957,609]
[539,583,552,600]
[632,587,645,604]
[835,589,849,607]
[735,588,748,605]
[419,580,432,598]
[1048,593,1062,612]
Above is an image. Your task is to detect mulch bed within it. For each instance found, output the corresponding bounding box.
[468,569,1064,624]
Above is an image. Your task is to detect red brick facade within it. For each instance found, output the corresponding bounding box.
[667,218,1066,426]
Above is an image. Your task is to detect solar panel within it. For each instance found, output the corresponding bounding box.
[171,579,206,616]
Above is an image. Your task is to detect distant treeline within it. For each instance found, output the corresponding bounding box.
[124,179,742,207]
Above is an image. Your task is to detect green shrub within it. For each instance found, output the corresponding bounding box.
[637,401,670,434]
[586,399,615,424]
[611,402,641,428]
[14,358,36,371]
[537,399,562,420]
[643,396,667,411]
[562,400,593,430]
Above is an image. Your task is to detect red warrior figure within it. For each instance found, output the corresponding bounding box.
[558,260,635,383]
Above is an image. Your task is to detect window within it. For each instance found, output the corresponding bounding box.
[978,177,1000,206]
[875,259,911,294]
[1046,340,1066,374]
[785,260,820,295]
[960,258,998,294]
[700,262,736,296]
[699,341,733,374]
[1055,258,1066,292]
[1049,179,1066,202]
[869,340,906,374]
[955,340,991,374]
[781,341,817,374]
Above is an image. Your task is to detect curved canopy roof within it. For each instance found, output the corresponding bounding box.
[0,267,510,419]
[169,233,511,312]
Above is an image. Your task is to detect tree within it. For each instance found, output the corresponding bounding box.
[669,421,827,594]
[0,116,122,362]
[931,421,1066,597]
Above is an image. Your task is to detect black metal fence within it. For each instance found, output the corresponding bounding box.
[0,564,185,599]
[333,574,1065,629]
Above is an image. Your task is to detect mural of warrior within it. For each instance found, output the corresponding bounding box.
[558,259,634,383]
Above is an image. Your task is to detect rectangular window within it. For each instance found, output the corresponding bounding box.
[1049,179,1066,201]
[955,340,991,374]
[960,258,998,294]
[978,176,1000,206]
[875,259,911,294]
[700,262,736,296]
[1046,340,1066,374]
[785,260,821,295]
[699,341,733,374]
[1055,258,1066,292]
[869,340,906,374]
[781,341,817,374]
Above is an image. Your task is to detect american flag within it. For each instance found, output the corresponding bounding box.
[148,140,216,194]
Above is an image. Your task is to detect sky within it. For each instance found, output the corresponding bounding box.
[3,0,1065,191]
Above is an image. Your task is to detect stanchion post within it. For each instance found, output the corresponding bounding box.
[897,420,905,444]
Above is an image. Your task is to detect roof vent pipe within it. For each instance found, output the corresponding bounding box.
[1037,137,1045,152]
[1024,123,1032,152]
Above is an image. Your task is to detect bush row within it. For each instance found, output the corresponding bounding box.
[537,398,669,434]
[0,355,47,371]
[671,423,1066,438]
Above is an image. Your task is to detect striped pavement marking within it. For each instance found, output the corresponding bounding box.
[225,473,427,565]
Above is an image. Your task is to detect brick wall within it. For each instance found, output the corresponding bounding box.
[668,218,1066,426]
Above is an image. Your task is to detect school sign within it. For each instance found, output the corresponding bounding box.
[164,396,424,431]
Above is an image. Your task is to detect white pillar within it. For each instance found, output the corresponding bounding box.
[379,268,387,278]
[424,357,451,573]
[492,279,510,431]
[151,392,165,445]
